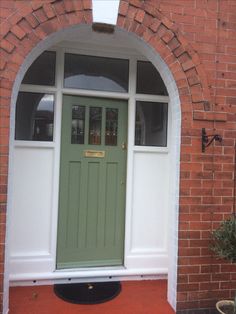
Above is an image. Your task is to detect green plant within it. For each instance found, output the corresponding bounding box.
[211,214,236,313]
[211,215,236,263]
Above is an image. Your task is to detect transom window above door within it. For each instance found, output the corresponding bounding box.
[64,54,129,93]
[15,50,169,147]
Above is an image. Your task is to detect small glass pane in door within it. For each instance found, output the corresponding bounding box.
[71,105,85,144]
[89,107,102,145]
[105,108,118,146]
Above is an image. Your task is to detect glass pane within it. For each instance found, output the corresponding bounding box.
[135,101,168,147]
[89,107,102,145]
[105,108,118,146]
[22,51,56,86]
[71,105,85,144]
[15,92,54,141]
[64,53,129,93]
[136,61,168,95]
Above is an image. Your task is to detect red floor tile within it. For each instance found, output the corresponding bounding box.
[9,280,175,314]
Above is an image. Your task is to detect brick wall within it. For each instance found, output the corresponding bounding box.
[119,0,236,312]
[0,0,236,313]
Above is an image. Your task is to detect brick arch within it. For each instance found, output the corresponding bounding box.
[117,0,212,113]
[0,0,92,94]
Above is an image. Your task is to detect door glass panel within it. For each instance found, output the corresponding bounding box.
[136,61,168,96]
[89,107,102,145]
[22,51,56,86]
[64,53,129,93]
[105,108,118,146]
[71,105,85,144]
[135,101,168,147]
[15,92,54,141]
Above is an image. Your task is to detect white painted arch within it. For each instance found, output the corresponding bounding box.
[4,24,181,313]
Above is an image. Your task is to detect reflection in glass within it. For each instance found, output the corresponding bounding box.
[22,51,56,86]
[15,92,54,141]
[64,53,129,93]
[105,109,118,146]
[136,61,168,96]
[135,101,168,147]
[89,107,102,145]
[71,105,85,144]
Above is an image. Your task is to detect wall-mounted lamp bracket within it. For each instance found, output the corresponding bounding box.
[202,128,222,153]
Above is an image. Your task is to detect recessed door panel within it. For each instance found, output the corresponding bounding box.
[57,95,127,269]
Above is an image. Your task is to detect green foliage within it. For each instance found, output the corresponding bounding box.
[211,215,236,263]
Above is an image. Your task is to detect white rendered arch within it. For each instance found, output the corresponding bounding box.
[4,24,181,313]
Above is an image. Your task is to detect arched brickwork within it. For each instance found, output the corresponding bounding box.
[117,0,212,111]
[1,0,235,313]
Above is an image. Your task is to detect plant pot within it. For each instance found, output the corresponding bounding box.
[216,300,235,314]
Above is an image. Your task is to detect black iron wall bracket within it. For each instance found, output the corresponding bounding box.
[202,128,222,152]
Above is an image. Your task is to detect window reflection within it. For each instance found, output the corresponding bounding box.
[105,108,118,146]
[15,92,54,141]
[64,53,129,93]
[89,107,102,145]
[135,101,168,147]
[71,105,85,144]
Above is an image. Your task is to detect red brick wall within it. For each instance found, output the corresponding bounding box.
[118,0,236,312]
[0,0,236,313]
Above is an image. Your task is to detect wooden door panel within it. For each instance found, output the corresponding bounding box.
[57,95,127,269]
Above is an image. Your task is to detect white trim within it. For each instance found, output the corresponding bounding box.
[61,88,130,99]
[10,268,167,283]
[14,141,56,148]
[50,47,64,271]
[133,146,169,153]
[135,94,169,102]
[5,25,181,313]
[19,85,57,93]
[58,44,143,60]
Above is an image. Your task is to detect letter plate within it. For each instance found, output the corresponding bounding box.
[84,150,105,158]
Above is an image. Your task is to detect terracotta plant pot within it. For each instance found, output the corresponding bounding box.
[216,300,235,314]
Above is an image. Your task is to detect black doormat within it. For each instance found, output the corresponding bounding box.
[54,281,121,304]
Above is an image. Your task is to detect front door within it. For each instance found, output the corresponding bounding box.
[57,95,128,269]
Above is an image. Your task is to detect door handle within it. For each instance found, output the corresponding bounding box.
[121,142,127,150]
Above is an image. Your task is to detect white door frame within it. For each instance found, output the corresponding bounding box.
[5,26,181,312]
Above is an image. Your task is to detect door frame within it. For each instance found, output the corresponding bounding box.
[10,40,171,280]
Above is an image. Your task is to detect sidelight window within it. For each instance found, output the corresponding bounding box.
[15,92,54,141]
[135,101,168,147]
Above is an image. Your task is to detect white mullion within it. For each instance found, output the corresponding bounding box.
[50,47,64,271]
[133,146,169,153]
[124,56,136,267]
[62,87,129,100]
[14,141,55,148]
[19,84,57,94]
[135,94,169,103]
[60,44,145,61]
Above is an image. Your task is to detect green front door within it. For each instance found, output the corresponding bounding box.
[57,95,127,269]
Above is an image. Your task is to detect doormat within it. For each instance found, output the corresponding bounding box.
[54,281,121,304]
